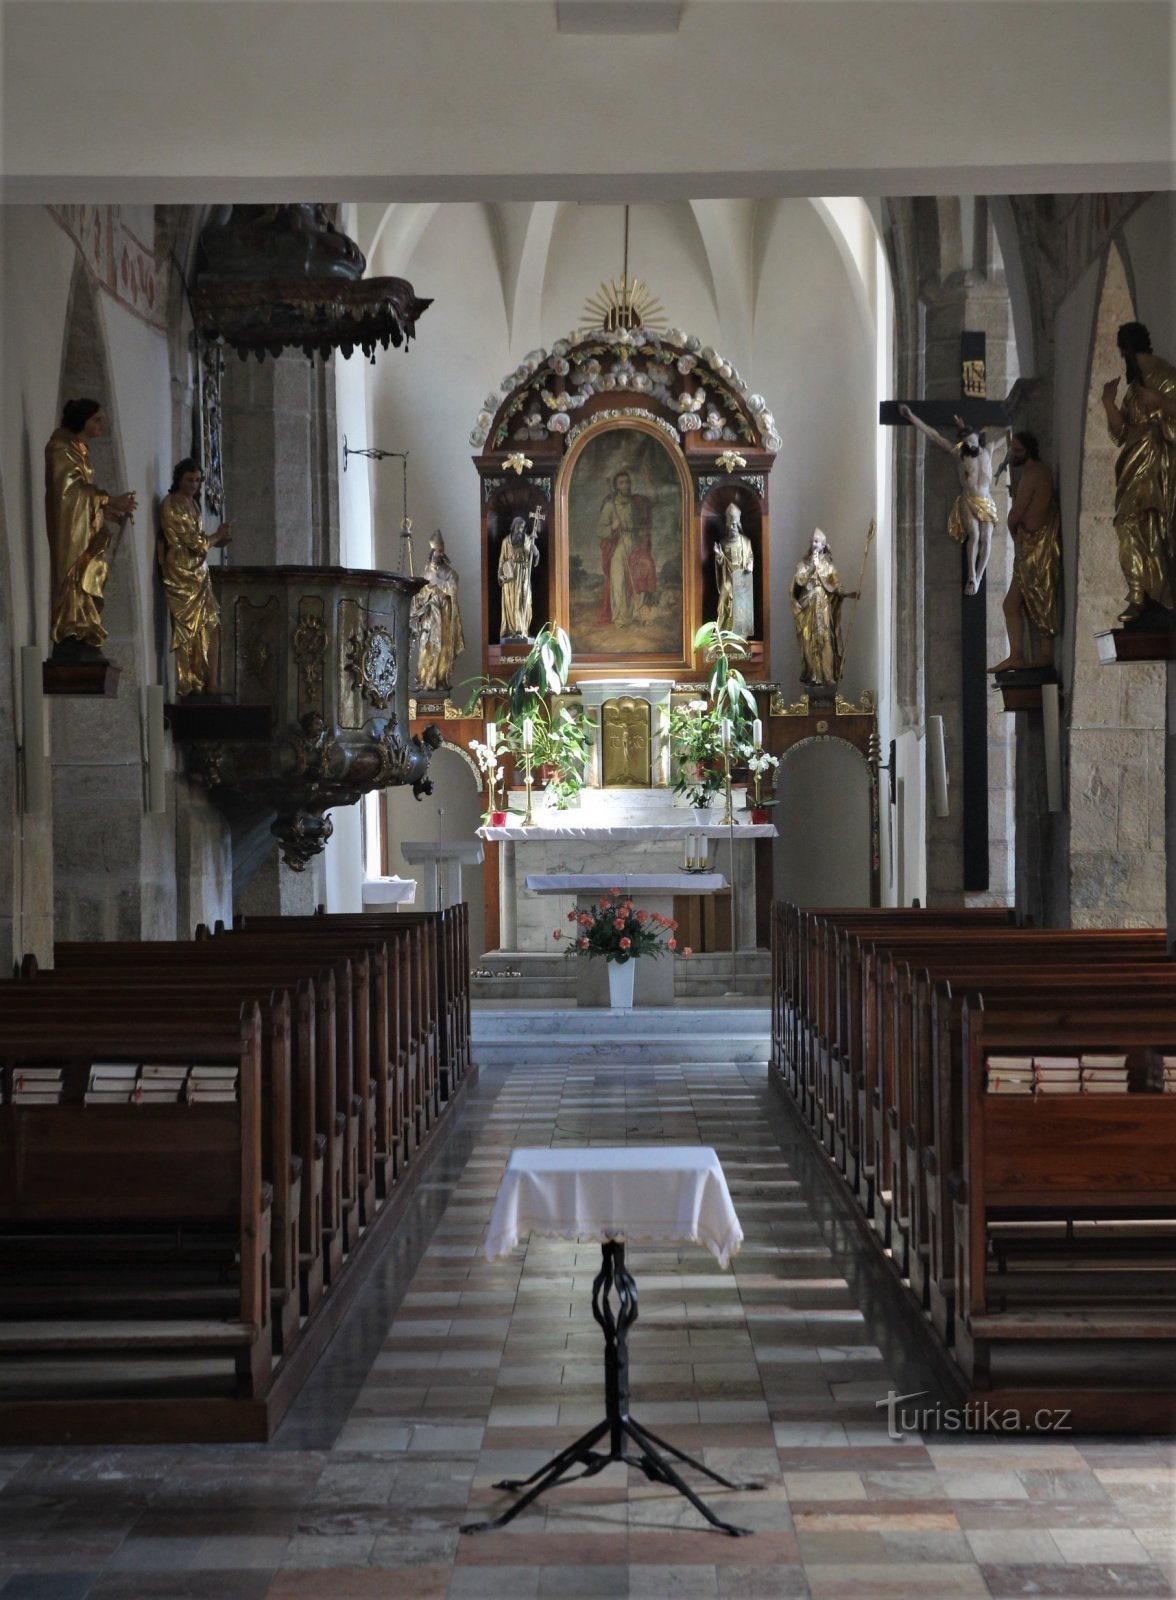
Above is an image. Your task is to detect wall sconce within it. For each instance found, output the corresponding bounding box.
[19,644,47,813]
[867,731,897,806]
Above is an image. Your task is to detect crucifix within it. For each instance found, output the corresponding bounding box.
[880,333,1008,894]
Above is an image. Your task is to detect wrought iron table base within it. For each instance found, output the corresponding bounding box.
[461,1239,760,1537]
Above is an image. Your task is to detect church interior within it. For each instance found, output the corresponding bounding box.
[1,1,1174,1595]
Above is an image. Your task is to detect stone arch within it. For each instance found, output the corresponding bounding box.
[51,260,173,942]
[1065,243,1165,928]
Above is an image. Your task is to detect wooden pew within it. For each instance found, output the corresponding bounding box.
[956,1002,1176,1428]
[0,1001,273,1404]
[56,940,363,1258]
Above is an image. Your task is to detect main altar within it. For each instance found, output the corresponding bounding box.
[405,290,879,998]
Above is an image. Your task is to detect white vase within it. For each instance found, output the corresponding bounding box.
[691,805,715,827]
[607,959,636,1009]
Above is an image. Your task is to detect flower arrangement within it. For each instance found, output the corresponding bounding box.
[554,893,692,964]
[468,732,508,823]
[667,698,726,808]
[740,743,780,809]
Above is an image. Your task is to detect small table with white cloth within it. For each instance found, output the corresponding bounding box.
[462,1146,760,1537]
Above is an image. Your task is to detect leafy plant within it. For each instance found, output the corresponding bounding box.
[554,892,692,965]
[666,624,757,806]
[462,624,594,809]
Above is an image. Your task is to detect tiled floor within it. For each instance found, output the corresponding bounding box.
[0,1055,1173,1599]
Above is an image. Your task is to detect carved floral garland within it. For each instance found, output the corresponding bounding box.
[470,325,781,456]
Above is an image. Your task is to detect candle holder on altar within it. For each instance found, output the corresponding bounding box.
[719,748,738,828]
[521,752,536,827]
[682,832,710,872]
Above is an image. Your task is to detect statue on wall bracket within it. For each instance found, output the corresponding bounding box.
[791,528,860,688]
[159,458,232,695]
[714,502,755,638]
[899,403,1000,595]
[1101,321,1176,627]
[44,398,138,662]
[989,431,1061,673]
[412,530,465,691]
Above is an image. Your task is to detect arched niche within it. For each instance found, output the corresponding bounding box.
[777,734,878,908]
[699,481,764,642]
[381,737,488,957]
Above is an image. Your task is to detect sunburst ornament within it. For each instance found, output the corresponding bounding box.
[581,277,667,336]
[716,449,748,473]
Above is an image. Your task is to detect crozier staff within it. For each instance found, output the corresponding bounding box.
[158,458,231,695]
[45,398,137,654]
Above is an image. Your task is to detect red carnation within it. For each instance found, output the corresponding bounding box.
[668,938,677,950]
[552,929,562,941]
[579,938,589,949]
[637,910,648,923]
[619,937,631,950]
[682,946,693,958]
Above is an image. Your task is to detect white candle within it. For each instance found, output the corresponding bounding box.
[752,718,763,747]
[486,720,497,751]
[522,717,533,752]
[721,717,731,749]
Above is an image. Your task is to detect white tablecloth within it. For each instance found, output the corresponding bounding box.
[484,1146,743,1268]
[478,823,776,841]
[524,873,727,895]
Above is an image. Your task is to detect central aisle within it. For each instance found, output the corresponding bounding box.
[0,1056,1170,1599]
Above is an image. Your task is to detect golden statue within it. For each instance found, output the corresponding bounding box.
[498,511,542,643]
[1101,321,1176,624]
[412,529,465,691]
[45,399,137,656]
[791,528,859,687]
[990,432,1061,671]
[714,502,754,636]
[158,458,230,694]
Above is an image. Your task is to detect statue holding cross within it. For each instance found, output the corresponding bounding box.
[899,406,1000,595]
[497,507,544,643]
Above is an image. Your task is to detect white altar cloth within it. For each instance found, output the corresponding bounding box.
[478,822,776,841]
[524,873,727,895]
[484,1146,743,1268]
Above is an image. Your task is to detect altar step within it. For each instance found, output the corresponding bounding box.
[469,950,769,1004]
[470,1006,771,1067]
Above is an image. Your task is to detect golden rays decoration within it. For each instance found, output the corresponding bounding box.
[581,277,667,336]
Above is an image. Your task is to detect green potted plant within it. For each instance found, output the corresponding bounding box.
[667,623,757,820]
[464,624,595,813]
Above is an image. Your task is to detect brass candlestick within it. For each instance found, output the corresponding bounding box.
[720,747,738,827]
[522,751,536,827]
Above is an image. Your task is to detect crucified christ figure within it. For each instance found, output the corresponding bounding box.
[900,405,999,595]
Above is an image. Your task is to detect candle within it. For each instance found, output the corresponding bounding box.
[720,717,731,750]
[486,720,497,751]
[522,717,533,752]
[752,718,762,747]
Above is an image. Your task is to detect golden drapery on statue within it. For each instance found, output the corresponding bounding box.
[1108,357,1176,616]
[791,530,854,687]
[947,491,999,545]
[45,430,113,649]
[159,493,220,695]
[413,531,465,691]
[1013,502,1061,638]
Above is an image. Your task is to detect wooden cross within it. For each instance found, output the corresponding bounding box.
[879,333,1008,894]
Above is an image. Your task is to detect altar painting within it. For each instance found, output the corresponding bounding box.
[565,427,685,659]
